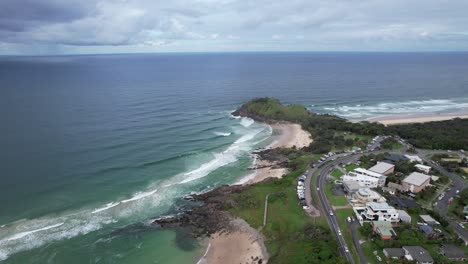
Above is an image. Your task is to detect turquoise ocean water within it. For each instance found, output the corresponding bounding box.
[0,53,468,263]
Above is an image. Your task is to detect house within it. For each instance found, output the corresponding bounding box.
[405,155,423,163]
[369,162,395,175]
[387,182,405,192]
[403,246,434,264]
[352,188,386,204]
[397,210,411,223]
[361,202,400,223]
[419,225,434,236]
[415,164,431,174]
[401,172,431,193]
[420,215,438,226]
[372,221,397,240]
[343,180,361,194]
[385,155,409,164]
[383,248,405,259]
[440,244,467,261]
[388,196,420,208]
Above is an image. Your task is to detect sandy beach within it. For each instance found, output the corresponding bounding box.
[201,122,312,263]
[197,218,268,264]
[368,113,468,125]
[243,123,312,185]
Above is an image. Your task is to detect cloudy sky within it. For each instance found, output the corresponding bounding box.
[1,0,468,55]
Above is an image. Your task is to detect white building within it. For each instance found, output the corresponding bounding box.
[369,162,395,175]
[398,210,412,223]
[352,188,386,204]
[405,155,423,163]
[415,164,431,174]
[361,202,400,223]
[342,172,385,188]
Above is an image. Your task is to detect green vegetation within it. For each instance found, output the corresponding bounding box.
[431,153,468,176]
[330,168,344,178]
[324,184,349,206]
[380,137,404,150]
[344,163,359,172]
[236,98,468,152]
[448,188,468,220]
[387,118,468,150]
[227,166,347,263]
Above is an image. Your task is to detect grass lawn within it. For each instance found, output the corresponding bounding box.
[361,242,385,264]
[229,167,345,263]
[330,169,344,178]
[324,184,349,206]
[344,163,359,172]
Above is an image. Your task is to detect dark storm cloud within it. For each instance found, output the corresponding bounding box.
[0,0,468,54]
[0,0,93,32]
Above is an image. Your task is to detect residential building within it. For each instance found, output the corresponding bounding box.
[372,221,397,240]
[352,188,386,204]
[403,246,434,264]
[343,180,360,194]
[401,172,431,193]
[342,173,381,188]
[383,248,405,259]
[415,164,431,173]
[342,169,386,188]
[361,202,399,223]
[419,225,434,236]
[440,244,467,261]
[405,155,423,163]
[420,215,438,226]
[397,210,411,223]
[369,162,395,175]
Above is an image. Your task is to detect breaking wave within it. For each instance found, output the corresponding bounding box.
[213,131,232,137]
[315,97,468,120]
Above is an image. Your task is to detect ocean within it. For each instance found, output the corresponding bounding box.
[0,52,467,263]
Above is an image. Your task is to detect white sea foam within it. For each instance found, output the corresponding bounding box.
[318,98,468,120]
[213,131,232,137]
[121,189,158,203]
[92,202,120,214]
[5,222,64,242]
[240,117,254,127]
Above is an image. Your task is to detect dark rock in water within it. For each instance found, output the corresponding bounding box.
[151,185,248,238]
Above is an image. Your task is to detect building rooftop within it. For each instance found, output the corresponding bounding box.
[420,214,437,224]
[388,196,420,208]
[405,155,423,162]
[441,244,467,259]
[354,168,383,178]
[403,246,434,263]
[397,209,411,219]
[415,164,431,170]
[402,172,431,186]
[343,180,361,190]
[384,248,405,258]
[367,202,394,211]
[419,225,434,234]
[369,162,395,174]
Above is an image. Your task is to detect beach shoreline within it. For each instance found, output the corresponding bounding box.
[366,112,468,125]
[201,122,312,264]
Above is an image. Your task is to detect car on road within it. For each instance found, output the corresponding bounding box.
[316,187,320,191]
[344,246,349,253]
[347,217,351,223]
[337,230,341,236]
[329,210,334,216]
[456,189,460,194]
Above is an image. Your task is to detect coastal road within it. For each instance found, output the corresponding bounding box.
[417,150,468,243]
[314,154,361,264]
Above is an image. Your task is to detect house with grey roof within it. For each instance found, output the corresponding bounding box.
[383,248,405,259]
[440,243,467,261]
[403,246,434,264]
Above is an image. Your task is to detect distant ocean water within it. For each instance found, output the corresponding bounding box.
[0,52,467,263]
